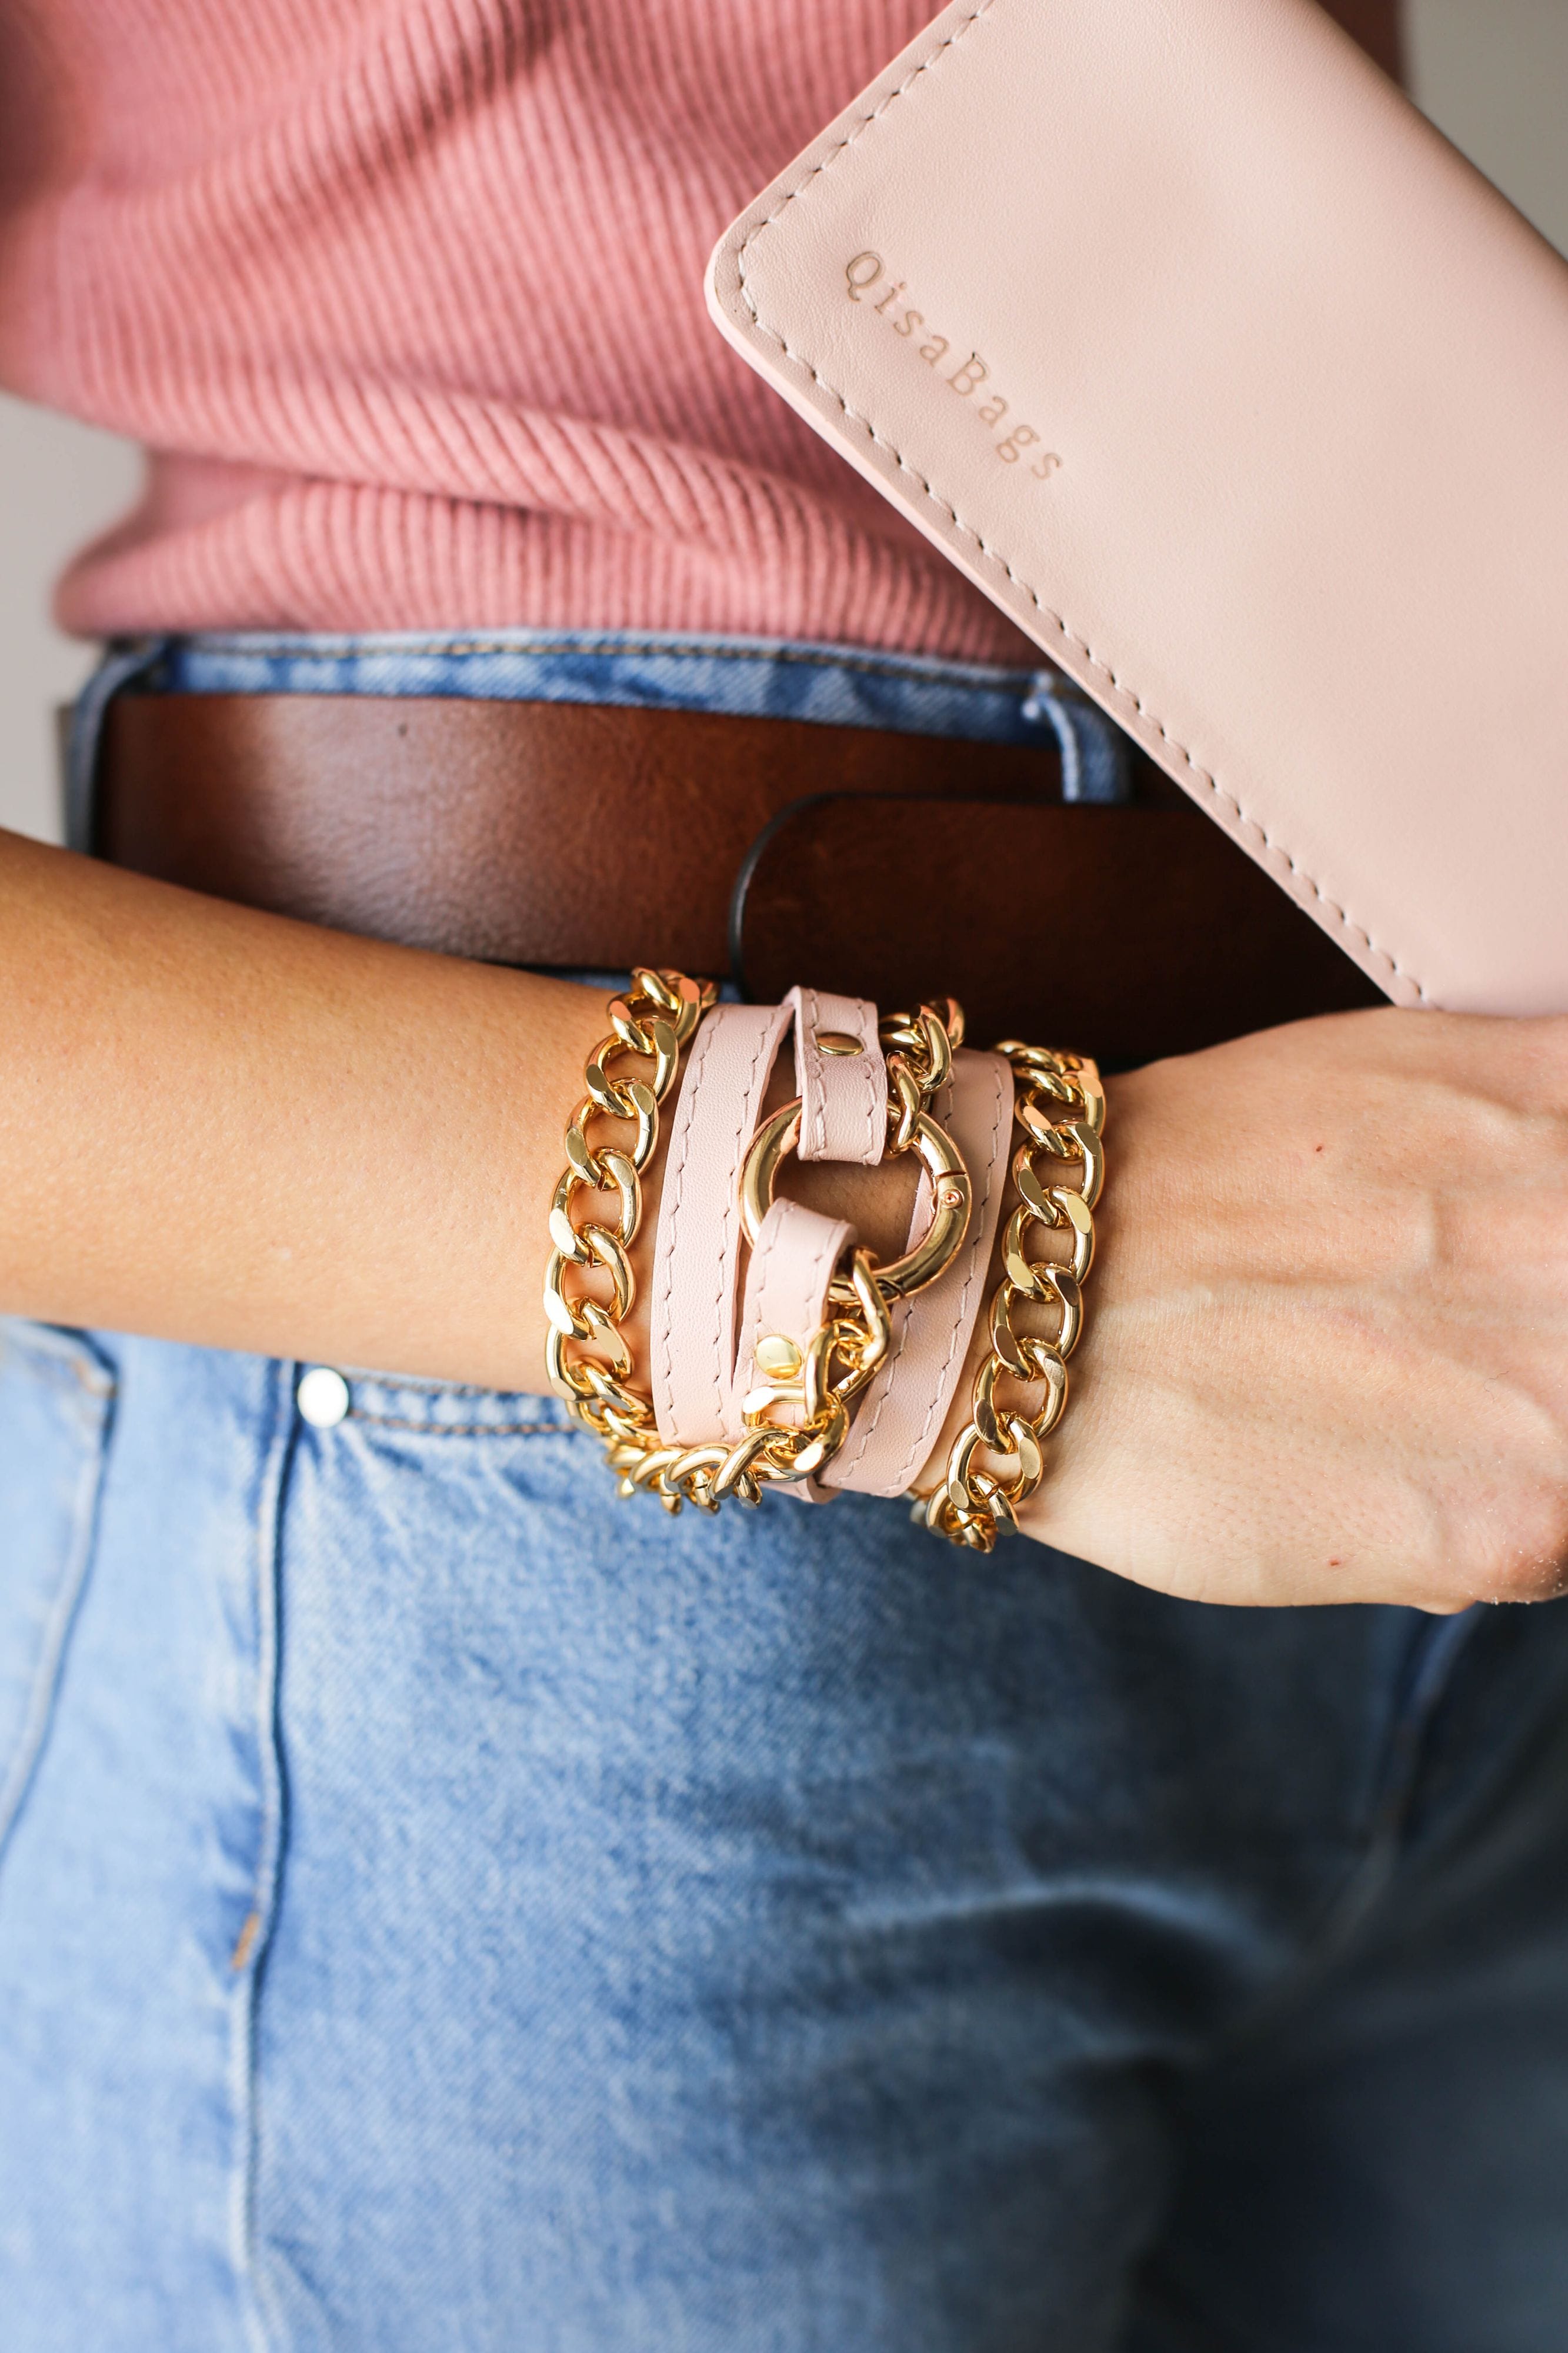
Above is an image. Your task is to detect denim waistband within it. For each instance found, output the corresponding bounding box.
[66,627,1130,852]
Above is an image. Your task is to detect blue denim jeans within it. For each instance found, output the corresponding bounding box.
[8,632,1568,2350]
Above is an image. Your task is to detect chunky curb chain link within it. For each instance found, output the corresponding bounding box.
[543,966,716,1461]
[913,1044,1105,1553]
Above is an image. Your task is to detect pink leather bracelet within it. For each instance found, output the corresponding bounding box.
[731,1194,858,1503]
[822,1046,1012,1498]
[649,988,885,1449]
[648,987,1010,1500]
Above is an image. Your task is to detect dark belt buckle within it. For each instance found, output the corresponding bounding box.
[731,791,1382,1067]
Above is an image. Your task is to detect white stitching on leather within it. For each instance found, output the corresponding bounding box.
[653,1013,743,1435]
[852,1001,882,1149]
[796,989,884,1163]
[736,1199,792,1398]
[732,0,1426,1003]
[833,1055,1006,1487]
[713,1016,784,1424]
[802,987,829,1158]
[737,1203,848,1417]
[651,1018,704,1419]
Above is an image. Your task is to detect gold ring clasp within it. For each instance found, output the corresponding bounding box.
[738,1100,972,1304]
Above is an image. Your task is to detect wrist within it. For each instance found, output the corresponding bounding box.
[548,982,1105,1546]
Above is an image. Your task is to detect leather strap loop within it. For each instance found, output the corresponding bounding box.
[788,985,886,1165]
[650,988,886,1449]
[732,1197,856,1506]
[649,1001,793,1450]
[822,1047,1013,1498]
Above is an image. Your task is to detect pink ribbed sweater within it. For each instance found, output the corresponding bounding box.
[0,0,1032,656]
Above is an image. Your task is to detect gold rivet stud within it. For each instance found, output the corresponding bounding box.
[815,1032,864,1057]
[755,1334,803,1379]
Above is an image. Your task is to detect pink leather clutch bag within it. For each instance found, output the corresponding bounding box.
[707,0,1568,1015]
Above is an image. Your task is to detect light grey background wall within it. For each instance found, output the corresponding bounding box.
[1,0,1564,844]
[1407,1,1568,256]
[0,405,139,842]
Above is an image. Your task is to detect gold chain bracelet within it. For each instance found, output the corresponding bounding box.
[546,986,974,1518]
[618,1001,968,1516]
[543,968,716,1464]
[913,1044,1105,1553]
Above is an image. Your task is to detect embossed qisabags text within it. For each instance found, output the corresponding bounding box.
[845,252,1062,481]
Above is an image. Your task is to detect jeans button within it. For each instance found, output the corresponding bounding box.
[296,1366,351,1428]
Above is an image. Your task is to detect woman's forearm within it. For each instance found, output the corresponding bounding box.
[9,825,1567,1614]
[0,831,981,1418]
[0,829,611,1388]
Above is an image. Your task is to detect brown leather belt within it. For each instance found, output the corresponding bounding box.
[94,689,1382,1065]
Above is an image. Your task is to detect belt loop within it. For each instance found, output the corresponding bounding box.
[1020,672,1130,804]
[62,637,167,855]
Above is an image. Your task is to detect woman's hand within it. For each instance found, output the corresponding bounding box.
[1013,1009,1568,1613]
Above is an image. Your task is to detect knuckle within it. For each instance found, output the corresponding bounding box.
[1486,1014,1568,1114]
[1466,1486,1568,1606]
[1491,1555,1568,1608]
